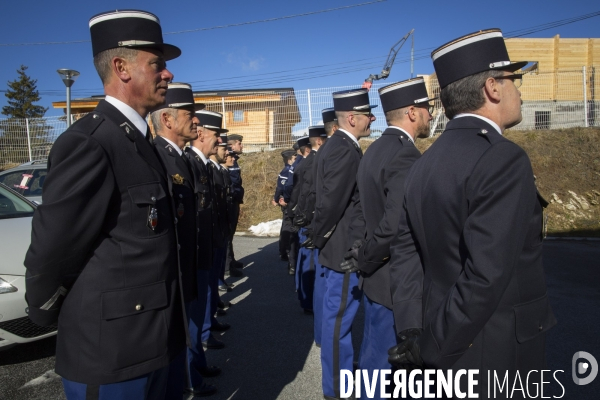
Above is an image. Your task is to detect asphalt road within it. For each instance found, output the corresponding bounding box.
[1,237,598,400]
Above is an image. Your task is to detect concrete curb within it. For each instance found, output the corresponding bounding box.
[234,231,279,238]
[545,236,600,241]
[235,232,600,241]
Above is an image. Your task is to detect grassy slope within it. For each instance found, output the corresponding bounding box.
[238,127,600,237]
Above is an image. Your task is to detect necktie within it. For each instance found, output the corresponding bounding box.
[145,126,155,145]
[181,153,193,177]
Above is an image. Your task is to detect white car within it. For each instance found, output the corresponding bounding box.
[0,160,47,205]
[0,183,57,349]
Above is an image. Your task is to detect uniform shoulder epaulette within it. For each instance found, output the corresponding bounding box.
[73,112,105,136]
[396,134,408,146]
[476,127,506,145]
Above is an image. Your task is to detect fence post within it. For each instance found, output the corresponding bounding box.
[307,89,313,126]
[583,66,588,128]
[221,97,226,128]
[25,117,33,162]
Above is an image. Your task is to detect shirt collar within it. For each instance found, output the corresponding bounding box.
[387,126,415,144]
[337,128,360,147]
[190,146,209,164]
[105,95,148,136]
[210,158,222,170]
[454,113,503,135]
[158,136,182,156]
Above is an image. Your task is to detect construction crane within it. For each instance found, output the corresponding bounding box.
[362,29,414,90]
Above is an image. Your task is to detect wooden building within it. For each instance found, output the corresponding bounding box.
[423,35,600,131]
[53,88,301,150]
[505,35,600,102]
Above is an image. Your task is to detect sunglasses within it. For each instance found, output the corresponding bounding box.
[407,104,434,115]
[495,74,523,88]
[419,104,434,114]
[351,111,374,118]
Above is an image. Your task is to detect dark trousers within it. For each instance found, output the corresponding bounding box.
[313,250,326,346]
[224,203,240,273]
[186,270,210,389]
[206,247,225,339]
[295,227,316,311]
[278,206,292,258]
[278,205,298,267]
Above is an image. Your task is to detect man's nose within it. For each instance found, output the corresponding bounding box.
[162,68,174,83]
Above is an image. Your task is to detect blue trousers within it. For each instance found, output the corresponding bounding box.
[62,354,178,400]
[295,228,316,311]
[312,249,325,346]
[358,295,397,400]
[321,267,362,398]
[186,270,210,389]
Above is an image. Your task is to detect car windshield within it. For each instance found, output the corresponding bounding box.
[0,184,35,219]
[0,169,46,198]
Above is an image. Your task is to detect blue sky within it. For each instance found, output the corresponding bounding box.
[1,0,598,117]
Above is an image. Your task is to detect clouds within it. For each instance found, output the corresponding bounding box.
[226,47,265,71]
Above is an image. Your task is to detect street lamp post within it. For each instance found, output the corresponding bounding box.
[56,69,80,127]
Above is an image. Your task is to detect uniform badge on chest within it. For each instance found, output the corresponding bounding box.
[177,202,185,217]
[172,174,185,185]
[148,207,158,231]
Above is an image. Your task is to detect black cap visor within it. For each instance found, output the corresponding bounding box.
[495,61,528,73]
[121,42,181,61]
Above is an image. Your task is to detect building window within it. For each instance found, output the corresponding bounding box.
[233,110,245,122]
[535,111,550,130]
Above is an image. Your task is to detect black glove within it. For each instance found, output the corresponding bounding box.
[300,229,315,249]
[339,256,359,273]
[339,239,365,273]
[293,212,307,227]
[388,328,423,369]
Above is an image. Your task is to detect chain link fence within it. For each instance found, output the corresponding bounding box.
[1,67,598,169]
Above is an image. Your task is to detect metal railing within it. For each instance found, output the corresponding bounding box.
[1,66,598,168]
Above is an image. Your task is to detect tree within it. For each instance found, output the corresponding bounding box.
[2,65,48,118]
[0,65,52,167]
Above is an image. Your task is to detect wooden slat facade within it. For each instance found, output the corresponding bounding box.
[424,36,599,102]
[53,90,301,148]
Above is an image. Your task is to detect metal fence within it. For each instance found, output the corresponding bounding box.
[1,66,598,169]
[428,66,599,133]
[0,116,75,169]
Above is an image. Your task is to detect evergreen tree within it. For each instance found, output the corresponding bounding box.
[0,65,51,167]
[2,65,48,118]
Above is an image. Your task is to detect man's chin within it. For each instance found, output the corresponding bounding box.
[506,115,523,130]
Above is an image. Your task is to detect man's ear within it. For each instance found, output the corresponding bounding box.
[112,56,132,82]
[483,76,502,103]
[347,112,357,128]
[407,106,418,123]
[161,111,173,129]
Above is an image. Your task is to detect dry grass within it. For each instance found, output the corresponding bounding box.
[237,150,287,231]
[5,128,595,236]
[238,127,600,237]
[506,128,600,237]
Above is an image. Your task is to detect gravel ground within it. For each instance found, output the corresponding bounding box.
[1,237,598,399]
